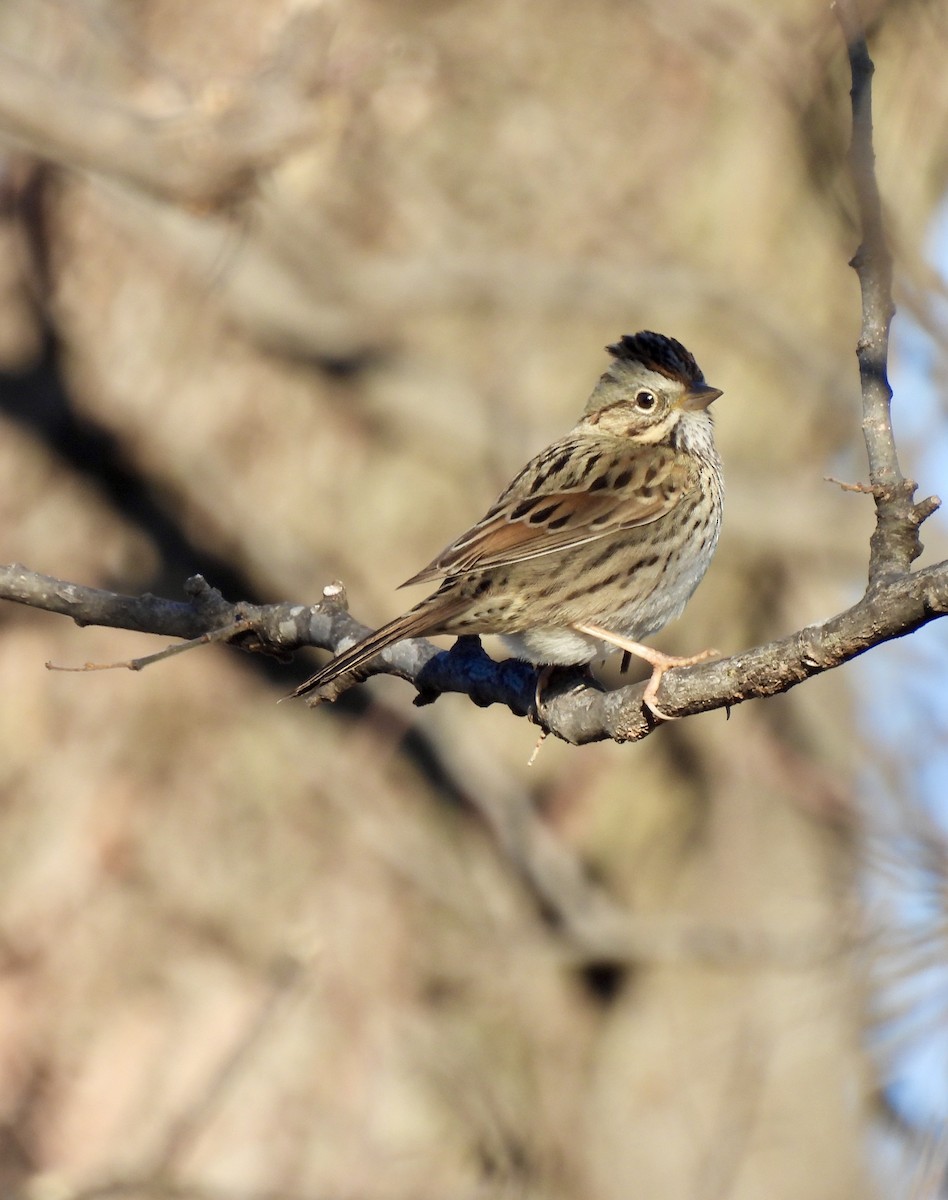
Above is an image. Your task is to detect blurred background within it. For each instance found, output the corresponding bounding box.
[0,0,947,1197]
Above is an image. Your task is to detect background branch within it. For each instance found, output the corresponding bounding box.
[0,9,329,207]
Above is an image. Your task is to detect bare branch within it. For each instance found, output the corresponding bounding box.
[0,565,235,637]
[835,0,940,579]
[366,562,948,743]
[5,560,948,747]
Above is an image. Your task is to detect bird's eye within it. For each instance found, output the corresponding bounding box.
[634,389,657,411]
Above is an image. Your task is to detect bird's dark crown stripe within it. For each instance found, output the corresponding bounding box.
[606,331,702,384]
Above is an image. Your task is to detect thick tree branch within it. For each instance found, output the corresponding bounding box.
[4,561,948,746]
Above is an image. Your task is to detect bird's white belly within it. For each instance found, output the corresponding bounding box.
[499,626,608,665]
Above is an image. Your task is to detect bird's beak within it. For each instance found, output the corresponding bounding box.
[682,383,723,411]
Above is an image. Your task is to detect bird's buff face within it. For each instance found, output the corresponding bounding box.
[580,365,721,444]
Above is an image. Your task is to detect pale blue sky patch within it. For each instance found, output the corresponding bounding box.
[855,192,948,1135]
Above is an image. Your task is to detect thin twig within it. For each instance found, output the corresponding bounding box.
[46,619,255,673]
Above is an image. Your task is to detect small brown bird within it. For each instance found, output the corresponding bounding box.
[294,331,723,717]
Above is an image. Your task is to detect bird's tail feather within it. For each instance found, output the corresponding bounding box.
[290,598,461,700]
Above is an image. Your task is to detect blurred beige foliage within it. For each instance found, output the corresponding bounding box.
[0,0,947,1197]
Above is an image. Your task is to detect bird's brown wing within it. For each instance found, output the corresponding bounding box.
[402,437,696,587]
[294,440,696,699]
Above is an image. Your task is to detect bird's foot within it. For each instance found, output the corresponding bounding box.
[571,623,718,721]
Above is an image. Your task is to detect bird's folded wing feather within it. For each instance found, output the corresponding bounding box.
[402,440,695,586]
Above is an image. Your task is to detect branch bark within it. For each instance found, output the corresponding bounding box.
[4,559,948,746]
[835,0,940,579]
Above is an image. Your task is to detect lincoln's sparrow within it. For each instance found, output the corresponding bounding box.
[293,331,723,718]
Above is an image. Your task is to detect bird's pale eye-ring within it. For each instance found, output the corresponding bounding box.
[634,389,657,411]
